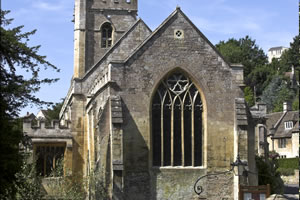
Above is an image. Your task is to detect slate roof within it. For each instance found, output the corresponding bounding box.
[23,113,36,121]
[40,110,50,118]
[266,110,299,138]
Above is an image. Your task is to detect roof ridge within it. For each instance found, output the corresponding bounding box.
[122,7,232,68]
[122,8,179,64]
[274,112,287,129]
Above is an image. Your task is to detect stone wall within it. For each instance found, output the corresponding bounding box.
[63,4,256,199]
[23,119,73,175]
[107,10,246,199]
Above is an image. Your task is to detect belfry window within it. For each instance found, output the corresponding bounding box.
[152,72,203,167]
[101,23,112,48]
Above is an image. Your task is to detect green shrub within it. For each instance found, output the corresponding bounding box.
[0,154,45,200]
[277,168,295,176]
[277,158,299,170]
[255,156,284,194]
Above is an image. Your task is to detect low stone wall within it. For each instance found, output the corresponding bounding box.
[281,170,299,184]
[41,177,63,195]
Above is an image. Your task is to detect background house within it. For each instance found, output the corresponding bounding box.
[251,102,299,159]
[267,46,288,63]
[266,102,299,158]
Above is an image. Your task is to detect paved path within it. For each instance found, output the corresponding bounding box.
[267,194,299,200]
[267,184,299,200]
[284,184,299,194]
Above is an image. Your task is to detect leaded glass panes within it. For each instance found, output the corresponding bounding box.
[101,23,113,48]
[152,72,203,167]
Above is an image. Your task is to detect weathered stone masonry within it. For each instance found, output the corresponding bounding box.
[24,1,258,199]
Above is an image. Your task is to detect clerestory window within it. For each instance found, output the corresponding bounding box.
[35,144,65,176]
[101,23,113,48]
[152,72,203,167]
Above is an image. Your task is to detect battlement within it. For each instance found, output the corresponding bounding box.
[23,119,71,130]
[90,0,138,12]
[23,118,72,142]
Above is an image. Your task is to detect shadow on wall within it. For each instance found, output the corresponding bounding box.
[94,100,112,199]
[121,101,151,200]
[72,139,84,176]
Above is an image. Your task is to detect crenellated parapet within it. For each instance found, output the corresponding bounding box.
[23,117,73,148]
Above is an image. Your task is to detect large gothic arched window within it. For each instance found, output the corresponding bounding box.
[152,72,203,167]
[101,23,112,48]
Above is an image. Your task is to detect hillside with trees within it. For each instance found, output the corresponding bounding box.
[216,35,299,112]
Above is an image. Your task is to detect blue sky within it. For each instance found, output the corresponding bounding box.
[2,0,298,116]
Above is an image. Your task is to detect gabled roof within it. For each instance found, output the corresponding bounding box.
[291,120,299,133]
[81,18,152,81]
[266,110,299,138]
[123,7,231,67]
[23,113,36,120]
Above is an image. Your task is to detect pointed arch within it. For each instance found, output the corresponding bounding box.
[151,70,204,167]
[101,22,113,48]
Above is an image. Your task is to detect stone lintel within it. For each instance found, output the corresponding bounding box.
[113,164,124,171]
[31,138,73,148]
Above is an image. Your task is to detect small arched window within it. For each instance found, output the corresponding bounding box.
[101,23,113,48]
[152,72,203,167]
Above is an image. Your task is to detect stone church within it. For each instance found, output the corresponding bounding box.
[23,0,259,199]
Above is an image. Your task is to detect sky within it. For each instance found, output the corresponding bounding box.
[2,0,298,117]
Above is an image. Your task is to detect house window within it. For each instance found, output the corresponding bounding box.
[284,121,293,130]
[101,23,113,48]
[278,138,286,148]
[35,144,65,176]
[152,72,203,167]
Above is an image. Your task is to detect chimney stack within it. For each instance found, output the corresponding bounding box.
[283,101,292,112]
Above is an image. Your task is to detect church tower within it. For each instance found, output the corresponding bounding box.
[73,0,138,78]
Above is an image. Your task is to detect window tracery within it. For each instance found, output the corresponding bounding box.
[152,72,203,167]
